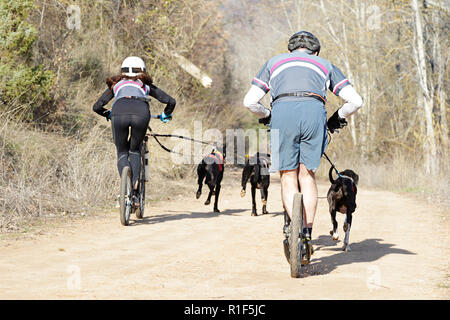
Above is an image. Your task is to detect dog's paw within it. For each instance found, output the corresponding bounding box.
[330,231,339,241]
[196,191,201,199]
[240,189,246,197]
[343,222,349,232]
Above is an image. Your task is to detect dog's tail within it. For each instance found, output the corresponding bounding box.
[328,166,337,184]
[241,157,253,190]
[252,153,260,183]
[255,160,261,183]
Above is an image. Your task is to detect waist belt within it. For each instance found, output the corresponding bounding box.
[121,96,150,103]
[272,91,326,105]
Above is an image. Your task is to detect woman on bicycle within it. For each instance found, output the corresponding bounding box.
[93,56,176,206]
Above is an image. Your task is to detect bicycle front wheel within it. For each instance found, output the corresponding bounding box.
[119,166,132,226]
[135,158,146,219]
[289,192,303,278]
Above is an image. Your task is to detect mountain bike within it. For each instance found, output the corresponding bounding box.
[283,192,312,278]
[118,116,156,226]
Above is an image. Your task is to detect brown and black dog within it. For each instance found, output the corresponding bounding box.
[327,166,359,251]
[240,152,270,216]
[196,146,226,213]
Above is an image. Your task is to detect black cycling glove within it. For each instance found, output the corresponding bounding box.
[104,110,112,122]
[327,110,347,133]
[258,113,271,126]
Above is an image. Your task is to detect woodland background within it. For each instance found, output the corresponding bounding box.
[0,0,448,231]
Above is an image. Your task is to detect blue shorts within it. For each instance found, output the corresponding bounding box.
[269,99,328,173]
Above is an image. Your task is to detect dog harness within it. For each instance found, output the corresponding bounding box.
[247,155,270,168]
[259,158,269,168]
[207,150,224,171]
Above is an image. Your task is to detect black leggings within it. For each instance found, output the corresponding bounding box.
[112,111,150,188]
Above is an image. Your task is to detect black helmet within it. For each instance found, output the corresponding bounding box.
[288,31,321,54]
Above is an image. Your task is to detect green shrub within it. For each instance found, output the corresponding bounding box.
[0,0,54,119]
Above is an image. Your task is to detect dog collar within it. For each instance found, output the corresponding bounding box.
[338,175,357,193]
[339,175,354,184]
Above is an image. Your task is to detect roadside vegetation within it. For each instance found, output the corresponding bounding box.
[0,0,448,232]
[222,0,449,195]
[0,0,243,232]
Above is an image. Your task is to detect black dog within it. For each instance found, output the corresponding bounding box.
[196,146,226,213]
[327,166,359,251]
[240,153,270,216]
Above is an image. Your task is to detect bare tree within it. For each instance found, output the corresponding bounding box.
[411,0,438,174]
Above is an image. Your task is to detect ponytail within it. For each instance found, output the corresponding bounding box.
[105,72,153,91]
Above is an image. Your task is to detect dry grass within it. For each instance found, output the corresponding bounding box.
[0,0,232,233]
[0,117,112,231]
[2,110,448,233]
[316,147,450,202]
[0,105,221,233]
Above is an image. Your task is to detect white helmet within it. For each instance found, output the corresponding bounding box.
[121,56,146,77]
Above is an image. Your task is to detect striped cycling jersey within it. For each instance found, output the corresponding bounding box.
[251,51,350,104]
[111,79,150,108]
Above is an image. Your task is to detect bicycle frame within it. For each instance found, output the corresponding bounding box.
[142,135,150,182]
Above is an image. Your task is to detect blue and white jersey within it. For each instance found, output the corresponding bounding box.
[251,51,350,104]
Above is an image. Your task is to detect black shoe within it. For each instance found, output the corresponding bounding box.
[283,211,290,238]
[301,235,313,265]
[283,235,307,265]
[283,238,290,263]
[132,191,140,207]
[283,224,290,238]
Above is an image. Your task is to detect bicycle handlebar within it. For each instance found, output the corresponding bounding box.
[151,114,172,122]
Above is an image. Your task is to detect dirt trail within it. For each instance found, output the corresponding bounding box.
[0,172,448,299]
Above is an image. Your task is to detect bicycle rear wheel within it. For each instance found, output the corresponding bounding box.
[119,166,132,226]
[289,192,303,278]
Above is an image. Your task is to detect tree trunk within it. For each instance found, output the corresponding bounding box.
[432,8,448,161]
[411,0,437,174]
